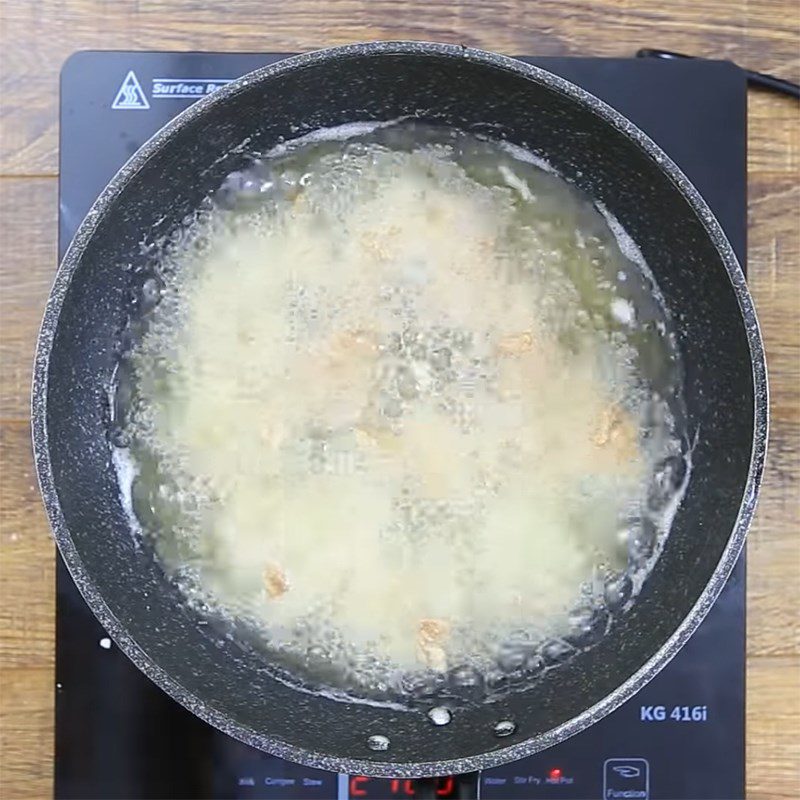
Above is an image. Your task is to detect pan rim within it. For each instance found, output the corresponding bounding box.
[32,40,768,777]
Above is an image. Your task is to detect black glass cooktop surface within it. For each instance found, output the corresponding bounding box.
[57,51,747,800]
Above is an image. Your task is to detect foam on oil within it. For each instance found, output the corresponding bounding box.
[115,122,690,706]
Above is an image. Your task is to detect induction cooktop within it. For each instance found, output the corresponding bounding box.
[56,51,747,800]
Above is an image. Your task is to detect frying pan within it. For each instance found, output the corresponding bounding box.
[32,42,767,778]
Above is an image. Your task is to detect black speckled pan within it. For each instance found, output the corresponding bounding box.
[32,42,767,777]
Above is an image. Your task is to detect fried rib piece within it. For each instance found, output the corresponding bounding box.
[496,330,535,356]
[592,404,638,464]
[263,563,289,599]
[417,618,450,672]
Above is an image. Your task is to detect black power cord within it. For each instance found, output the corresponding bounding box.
[636,48,800,99]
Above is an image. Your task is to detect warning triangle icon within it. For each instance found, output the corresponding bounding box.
[112,71,150,110]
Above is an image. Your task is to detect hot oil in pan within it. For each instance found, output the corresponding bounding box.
[112,121,691,708]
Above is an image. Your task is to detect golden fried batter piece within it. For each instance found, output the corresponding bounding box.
[263,563,289,599]
[417,618,450,672]
[592,404,639,464]
[360,231,392,262]
[496,330,535,356]
[354,423,400,452]
[327,329,378,364]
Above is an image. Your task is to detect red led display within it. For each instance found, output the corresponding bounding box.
[349,776,457,798]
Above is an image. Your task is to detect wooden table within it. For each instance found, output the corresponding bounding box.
[1,2,797,797]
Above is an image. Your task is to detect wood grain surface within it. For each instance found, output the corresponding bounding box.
[1,2,798,798]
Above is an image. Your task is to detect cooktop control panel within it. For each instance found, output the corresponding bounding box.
[57,51,746,800]
[210,588,737,799]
